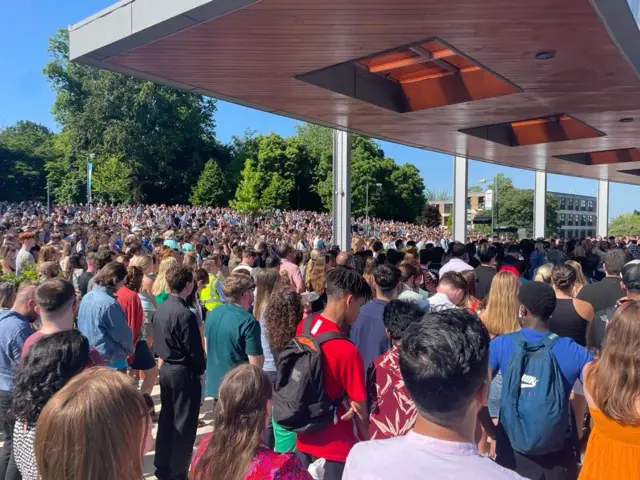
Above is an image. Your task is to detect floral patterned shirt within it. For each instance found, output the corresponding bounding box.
[192,433,312,480]
[367,345,417,439]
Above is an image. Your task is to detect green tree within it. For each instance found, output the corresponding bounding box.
[468,185,484,193]
[92,156,133,204]
[230,160,261,213]
[189,160,228,206]
[447,213,453,230]
[227,129,259,200]
[0,121,53,201]
[488,174,559,235]
[261,173,295,209]
[252,133,320,210]
[44,29,218,204]
[387,163,426,222]
[610,213,640,236]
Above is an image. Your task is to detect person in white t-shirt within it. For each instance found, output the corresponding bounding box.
[343,308,523,480]
[438,242,473,277]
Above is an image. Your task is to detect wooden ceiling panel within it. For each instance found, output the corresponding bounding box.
[106,0,640,184]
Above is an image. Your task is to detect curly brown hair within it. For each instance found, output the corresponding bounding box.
[124,266,143,293]
[264,288,303,353]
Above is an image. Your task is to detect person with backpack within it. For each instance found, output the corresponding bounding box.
[272,267,371,480]
[344,308,523,479]
[480,281,593,480]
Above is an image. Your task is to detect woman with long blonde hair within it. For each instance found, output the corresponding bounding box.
[152,257,178,305]
[479,271,520,455]
[581,301,640,480]
[304,249,328,313]
[304,249,327,295]
[480,271,521,338]
[35,368,152,480]
[191,364,311,480]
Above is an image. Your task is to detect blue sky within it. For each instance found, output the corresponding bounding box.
[1,0,637,217]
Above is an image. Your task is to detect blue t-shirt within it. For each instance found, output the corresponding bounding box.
[489,328,593,397]
[350,299,390,369]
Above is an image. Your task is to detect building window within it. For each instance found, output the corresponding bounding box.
[568,215,573,226]
[560,213,566,224]
[568,198,574,210]
[478,197,485,210]
[582,215,587,226]
[444,204,452,214]
[581,199,586,210]
[575,214,580,224]
[560,198,566,209]
[588,215,594,226]
[588,200,594,211]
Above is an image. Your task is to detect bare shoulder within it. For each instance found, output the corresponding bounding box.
[573,297,594,321]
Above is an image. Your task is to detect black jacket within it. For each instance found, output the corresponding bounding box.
[152,295,206,375]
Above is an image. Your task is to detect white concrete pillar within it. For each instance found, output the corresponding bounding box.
[453,156,468,243]
[332,130,352,251]
[534,171,547,239]
[597,180,609,238]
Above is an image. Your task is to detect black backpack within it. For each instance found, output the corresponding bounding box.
[272,315,348,433]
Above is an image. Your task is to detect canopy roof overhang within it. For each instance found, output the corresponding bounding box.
[70,0,640,184]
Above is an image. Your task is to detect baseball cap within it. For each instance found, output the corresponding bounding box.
[182,242,194,252]
[622,260,640,291]
[163,239,179,251]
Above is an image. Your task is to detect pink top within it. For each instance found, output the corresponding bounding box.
[280,259,303,292]
[192,433,312,480]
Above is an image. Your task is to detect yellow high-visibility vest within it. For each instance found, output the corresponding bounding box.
[199,274,224,312]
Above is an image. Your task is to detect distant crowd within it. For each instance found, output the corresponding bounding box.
[0,201,639,480]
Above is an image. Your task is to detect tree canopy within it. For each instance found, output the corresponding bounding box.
[490,174,559,235]
[0,121,52,202]
[43,29,221,204]
[610,213,640,236]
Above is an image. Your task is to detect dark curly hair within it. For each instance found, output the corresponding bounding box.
[264,288,303,353]
[11,330,89,425]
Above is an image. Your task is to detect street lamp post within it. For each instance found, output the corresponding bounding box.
[365,182,382,235]
[87,153,95,213]
[479,175,499,234]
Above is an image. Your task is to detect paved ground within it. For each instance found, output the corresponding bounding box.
[144,384,214,479]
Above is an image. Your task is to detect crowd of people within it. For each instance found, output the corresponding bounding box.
[0,201,639,480]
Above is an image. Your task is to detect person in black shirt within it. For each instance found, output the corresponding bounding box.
[577,249,630,314]
[589,261,640,354]
[474,243,497,300]
[153,265,206,480]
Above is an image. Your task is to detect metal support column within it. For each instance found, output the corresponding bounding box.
[332,130,352,251]
[453,156,468,243]
[534,171,547,239]
[597,180,609,238]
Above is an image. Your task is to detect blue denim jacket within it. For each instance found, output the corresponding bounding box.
[77,286,133,364]
[0,310,33,392]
